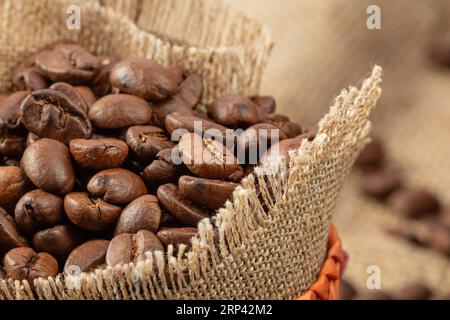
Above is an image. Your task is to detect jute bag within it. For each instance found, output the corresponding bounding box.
[224,0,450,295]
[0,0,382,299]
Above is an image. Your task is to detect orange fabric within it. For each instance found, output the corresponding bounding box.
[297,225,344,300]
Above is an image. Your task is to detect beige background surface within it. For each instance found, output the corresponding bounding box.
[226,0,450,296]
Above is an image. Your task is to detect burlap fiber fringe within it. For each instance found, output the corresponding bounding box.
[0,0,382,299]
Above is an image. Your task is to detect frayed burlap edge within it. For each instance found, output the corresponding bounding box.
[0,66,382,300]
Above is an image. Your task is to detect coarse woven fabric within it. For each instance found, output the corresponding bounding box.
[223,0,450,296]
[0,0,382,299]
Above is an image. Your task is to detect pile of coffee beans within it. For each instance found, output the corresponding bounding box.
[0,42,314,286]
[355,141,450,256]
[340,278,449,300]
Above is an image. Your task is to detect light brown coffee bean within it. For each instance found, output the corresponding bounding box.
[106,230,163,267]
[388,188,441,219]
[207,95,260,128]
[156,227,198,248]
[360,166,403,200]
[125,125,174,162]
[115,195,161,235]
[32,225,84,260]
[49,82,89,114]
[64,239,109,274]
[178,175,237,210]
[0,166,31,212]
[143,148,186,187]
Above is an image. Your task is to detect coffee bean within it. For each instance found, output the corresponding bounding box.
[87,168,148,205]
[106,230,163,267]
[12,67,48,92]
[156,227,197,248]
[0,207,28,253]
[91,56,118,97]
[33,225,84,260]
[74,86,96,108]
[20,89,92,144]
[3,247,58,284]
[64,192,122,232]
[165,112,227,135]
[114,195,161,235]
[259,133,307,165]
[49,82,89,114]
[0,166,31,212]
[15,189,64,235]
[89,94,152,129]
[175,72,203,107]
[426,221,450,255]
[0,135,25,157]
[360,166,403,200]
[159,209,181,228]
[355,140,384,172]
[26,132,40,146]
[178,176,237,210]
[35,43,99,85]
[110,58,182,101]
[20,138,74,194]
[388,188,441,219]
[157,183,210,227]
[207,95,260,128]
[125,125,174,162]
[178,132,244,181]
[69,138,128,171]
[143,148,186,187]
[0,91,28,135]
[64,239,109,274]
[263,113,302,138]
[395,283,432,300]
[250,95,276,116]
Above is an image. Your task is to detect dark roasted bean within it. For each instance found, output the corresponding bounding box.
[32,225,84,260]
[64,239,109,274]
[156,227,197,248]
[0,207,28,253]
[125,125,174,162]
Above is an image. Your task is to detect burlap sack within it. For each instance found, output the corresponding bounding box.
[0,0,382,300]
[225,0,450,295]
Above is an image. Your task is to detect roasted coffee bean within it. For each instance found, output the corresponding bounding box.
[0,135,26,157]
[251,95,276,116]
[15,189,64,235]
[388,188,441,219]
[159,209,181,228]
[360,166,402,200]
[26,132,40,145]
[426,222,450,255]
[3,247,58,284]
[0,166,31,212]
[33,225,84,260]
[355,140,385,172]
[110,58,182,101]
[87,168,148,205]
[207,95,260,128]
[35,43,99,84]
[91,56,118,97]
[178,132,244,181]
[429,31,450,67]
[106,230,163,267]
[89,94,152,129]
[340,279,357,300]
[0,207,28,253]
[20,138,74,194]
[114,195,161,235]
[125,125,174,162]
[165,112,227,135]
[69,138,128,171]
[0,91,28,135]
[395,283,432,300]
[49,82,89,114]
[64,239,109,274]
[157,184,210,227]
[143,148,186,187]
[64,192,122,232]
[75,86,96,108]
[178,176,237,210]
[20,89,92,144]
[259,132,308,165]
[156,227,197,248]
[12,67,48,92]
[237,123,286,163]
[263,113,302,138]
[175,72,203,107]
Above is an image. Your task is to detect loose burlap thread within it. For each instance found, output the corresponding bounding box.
[0,0,382,299]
